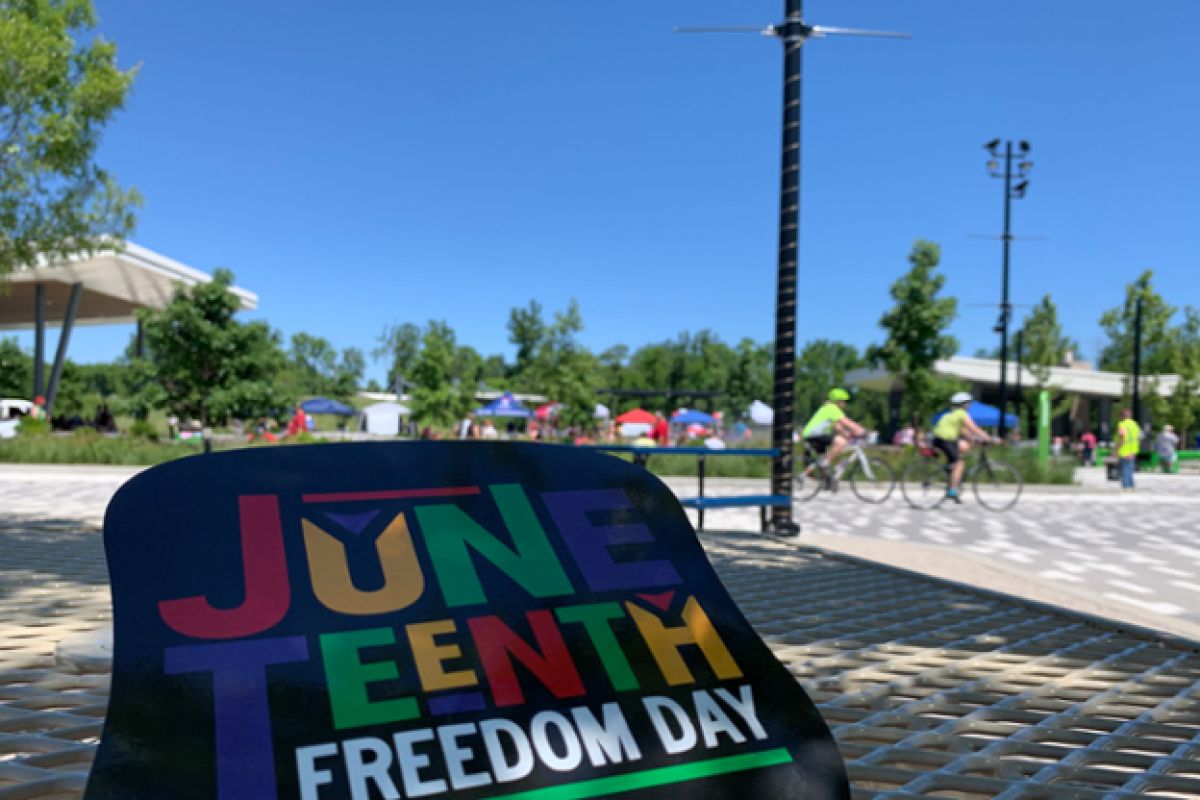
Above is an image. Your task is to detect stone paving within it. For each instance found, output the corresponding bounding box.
[3,464,1200,798]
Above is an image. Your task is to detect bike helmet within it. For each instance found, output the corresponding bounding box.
[951,391,973,405]
[828,388,850,402]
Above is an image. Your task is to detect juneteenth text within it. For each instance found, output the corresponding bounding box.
[155,485,757,798]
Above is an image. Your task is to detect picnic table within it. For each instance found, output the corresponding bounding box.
[584,444,796,533]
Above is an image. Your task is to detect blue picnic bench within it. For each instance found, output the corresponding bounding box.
[582,445,796,534]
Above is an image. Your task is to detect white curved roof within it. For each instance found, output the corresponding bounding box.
[0,241,257,330]
[847,356,1185,400]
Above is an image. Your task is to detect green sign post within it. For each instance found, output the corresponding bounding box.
[1037,390,1051,467]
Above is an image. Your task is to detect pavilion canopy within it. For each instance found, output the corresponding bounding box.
[0,241,257,330]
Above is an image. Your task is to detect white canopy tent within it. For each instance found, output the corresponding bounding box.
[748,400,774,425]
[360,402,410,437]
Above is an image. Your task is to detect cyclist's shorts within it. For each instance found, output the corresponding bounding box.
[932,437,960,464]
[806,435,833,454]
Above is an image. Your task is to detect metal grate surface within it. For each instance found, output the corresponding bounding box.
[1,522,1199,798]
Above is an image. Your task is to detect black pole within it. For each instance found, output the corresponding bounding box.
[1132,294,1143,425]
[1014,329,1023,437]
[45,283,83,416]
[33,283,46,399]
[997,141,1013,439]
[768,0,804,534]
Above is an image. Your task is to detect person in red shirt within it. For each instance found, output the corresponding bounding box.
[651,412,669,447]
[1080,430,1097,466]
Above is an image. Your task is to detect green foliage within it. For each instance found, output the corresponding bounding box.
[373,322,422,393]
[139,269,290,425]
[1016,295,1078,424]
[410,320,461,427]
[0,338,32,397]
[0,0,140,281]
[1148,307,1200,440]
[526,300,599,429]
[127,419,158,441]
[726,339,772,422]
[15,416,50,436]
[507,300,546,379]
[795,340,862,424]
[285,332,363,400]
[0,432,203,464]
[867,240,959,425]
[1098,270,1176,373]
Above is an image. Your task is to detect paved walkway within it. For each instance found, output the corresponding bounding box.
[664,470,1200,641]
[2,464,1200,798]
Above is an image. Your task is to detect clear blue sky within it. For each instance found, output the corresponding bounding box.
[14,0,1200,384]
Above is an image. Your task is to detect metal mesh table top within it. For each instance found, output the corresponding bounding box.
[1,522,1198,799]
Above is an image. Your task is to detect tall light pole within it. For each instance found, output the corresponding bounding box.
[984,139,1032,439]
[679,4,906,535]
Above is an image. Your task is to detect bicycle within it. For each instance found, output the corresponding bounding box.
[797,437,895,504]
[900,440,1023,511]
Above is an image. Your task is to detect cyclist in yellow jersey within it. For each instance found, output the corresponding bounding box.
[931,392,993,503]
[802,388,864,467]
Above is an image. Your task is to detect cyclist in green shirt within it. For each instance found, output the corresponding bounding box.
[802,388,864,467]
[931,392,993,503]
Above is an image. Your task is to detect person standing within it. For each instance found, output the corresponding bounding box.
[1156,424,1180,474]
[1115,408,1141,492]
[458,412,476,439]
[1079,429,1097,466]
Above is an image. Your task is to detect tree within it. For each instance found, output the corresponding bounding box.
[140,270,289,425]
[1016,294,1079,423]
[286,333,363,400]
[373,322,422,394]
[726,338,771,420]
[795,340,861,424]
[0,338,31,397]
[1098,270,1176,374]
[1149,307,1200,441]
[527,300,600,430]
[507,300,546,380]
[867,240,959,425]
[0,0,139,281]
[409,321,460,428]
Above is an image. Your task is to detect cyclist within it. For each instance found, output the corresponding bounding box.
[803,388,865,469]
[931,391,993,503]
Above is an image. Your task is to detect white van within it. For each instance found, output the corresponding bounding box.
[0,398,33,439]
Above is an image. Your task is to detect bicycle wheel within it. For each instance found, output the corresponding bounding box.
[795,459,824,501]
[972,458,1023,511]
[848,456,896,504]
[901,458,948,509]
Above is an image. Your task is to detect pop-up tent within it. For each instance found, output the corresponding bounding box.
[672,409,714,426]
[932,402,1018,430]
[748,400,774,425]
[360,402,410,436]
[615,408,656,425]
[300,397,355,416]
[477,392,531,418]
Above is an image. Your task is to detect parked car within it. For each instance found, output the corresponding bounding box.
[0,398,33,439]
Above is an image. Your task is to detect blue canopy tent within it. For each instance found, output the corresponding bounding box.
[476,392,531,418]
[300,397,355,416]
[933,402,1017,430]
[672,409,715,425]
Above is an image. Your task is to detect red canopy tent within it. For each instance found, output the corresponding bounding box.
[615,408,656,425]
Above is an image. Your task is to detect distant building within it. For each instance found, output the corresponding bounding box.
[847,355,1191,440]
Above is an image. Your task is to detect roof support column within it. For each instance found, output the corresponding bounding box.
[33,284,46,399]
[45,283,82,416]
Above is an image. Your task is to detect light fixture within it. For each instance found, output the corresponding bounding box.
[987,159,999,171]
[984,138,1000,152]
[1019,161,1033,172]
[1019,140,1030,153]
